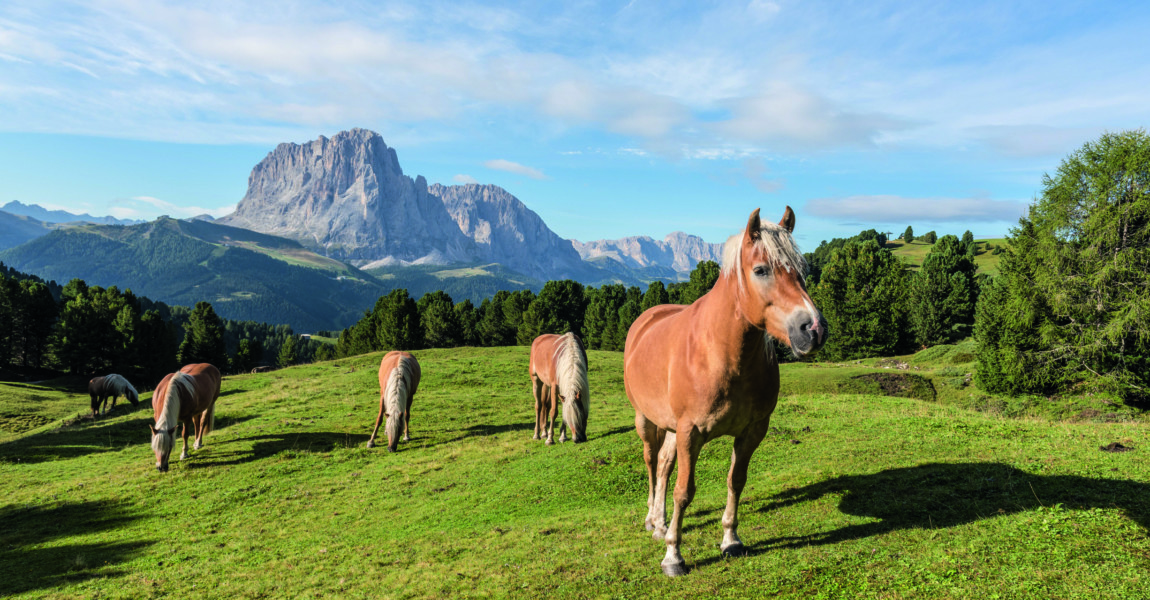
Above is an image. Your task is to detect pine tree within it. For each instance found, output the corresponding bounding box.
[923,231,937,244]
[276,335,298,368]
[810,240,911,360]
[903,226,915,243]
[477,292,516,347]
[641,281,670,312]
[455,299,481,347]
[976,129,1150,399]
[377,289,423,351]
[417,291,462,349]
[177,301,228,369]
[233,338,263,373]
[909,234,980,347]
[517,280,586,345]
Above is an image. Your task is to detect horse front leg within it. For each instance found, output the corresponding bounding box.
[545,384,559,445]
[531,375,543,440]
[179,418,193,460]
[650,430,677,540]
[403,401,412,442]
[721,420,770,557]
[193,411,208,450]
[366,391,386,448]
[662,426,702,577]
[90,394,99,418]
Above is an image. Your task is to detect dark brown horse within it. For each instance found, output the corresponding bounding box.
[623,207,827,576]
[149,363,222,472]
[367,351,421,452]
[529,332,590,444]
[88,374,139,418]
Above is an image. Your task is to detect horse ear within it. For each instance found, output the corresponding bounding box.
[745,208,762,243]
[778,205,795,233]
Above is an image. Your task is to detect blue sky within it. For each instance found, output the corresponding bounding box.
[1,0,1148,247]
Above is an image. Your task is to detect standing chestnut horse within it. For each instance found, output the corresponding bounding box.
[530,332,590,444]
[367,351,421,452]
[624,207,827,577]
[149,363,222,472]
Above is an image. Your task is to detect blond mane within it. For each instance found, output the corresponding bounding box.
[720,221,808,279]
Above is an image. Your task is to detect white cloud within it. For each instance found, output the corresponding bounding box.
[743,157,784,193]
[452,174,478,184]
[115,195,234,219]
[806,195,1030,223]
[483,159,547,180]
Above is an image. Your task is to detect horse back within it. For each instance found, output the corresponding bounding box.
[529,334,565,385]
[378,351,420,396]
[152,373,175,419]
[179,363,222,411]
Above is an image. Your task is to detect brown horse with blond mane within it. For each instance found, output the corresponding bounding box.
[367,351,421,452]
[149,363,222,472]
[623,207,827,577]
[529,332,589,444]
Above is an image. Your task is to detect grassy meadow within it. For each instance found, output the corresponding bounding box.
[887,239,1006,276]
[2,346,1148,599]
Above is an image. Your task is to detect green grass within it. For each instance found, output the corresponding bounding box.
[2,347,1149,599]
[888,239,1007,277]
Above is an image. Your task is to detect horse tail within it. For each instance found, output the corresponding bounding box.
[202,400,216,435]
[384,363,410,445]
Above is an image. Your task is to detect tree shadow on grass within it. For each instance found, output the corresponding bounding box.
[0,500,151,596]
[0,413,255,465]
[690,462,1150,569]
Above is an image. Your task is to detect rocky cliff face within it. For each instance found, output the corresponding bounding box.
[571,232,724,272]
[219,129,475,265]
[429,183,587,280]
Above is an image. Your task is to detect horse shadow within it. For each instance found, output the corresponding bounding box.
[689,462,1150,569]
[190,431,362,468]
[0,500,151,596]
[0,414,256,465]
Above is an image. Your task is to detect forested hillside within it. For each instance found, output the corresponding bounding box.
[0,218,384,332]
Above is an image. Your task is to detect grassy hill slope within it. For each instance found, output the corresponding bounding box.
[2,346,1147,599]
[888,238,1007,276]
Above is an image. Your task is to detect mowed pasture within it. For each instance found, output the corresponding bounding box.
[1,346,1148,599]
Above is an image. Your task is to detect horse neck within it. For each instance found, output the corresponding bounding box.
[693,272,772,365]
[157,380,183,429]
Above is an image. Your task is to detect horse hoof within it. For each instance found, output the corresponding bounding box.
[661,561,689,577]
[652,528,667,540]
[644,521,655,532]
[532,434,540,440]
[366,441,375,449]
[545,439,554,446]
[722,543,747,557]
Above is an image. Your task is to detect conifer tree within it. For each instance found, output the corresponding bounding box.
[909,234,979,347]
[810,240,911,360]
[177,301,228,369]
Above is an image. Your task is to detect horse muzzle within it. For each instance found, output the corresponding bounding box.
[786,312,829,357]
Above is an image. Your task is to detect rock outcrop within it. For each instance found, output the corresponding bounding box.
[429,183,587,280]
[219,129,475,265]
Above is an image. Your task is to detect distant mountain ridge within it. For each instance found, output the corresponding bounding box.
[1,200,142,225]
[571,232,724,273]
[217,129,718,282]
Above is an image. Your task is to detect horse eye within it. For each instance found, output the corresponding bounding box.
[752,266,767,277]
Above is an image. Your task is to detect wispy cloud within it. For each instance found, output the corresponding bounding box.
[452,174,478,184]
[115,195,234,219]
[483,159,547,180]
[806,195,1030,223]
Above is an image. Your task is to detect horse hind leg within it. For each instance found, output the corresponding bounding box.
[721,421,770,557]
[545,384,559,445]
[650,430,677,540]
[661,427,702,577]
[634,413,666,533]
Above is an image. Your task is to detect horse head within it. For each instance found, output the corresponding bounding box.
[149,423,177,472]
[126,387,140,407]
[728,207,828,357]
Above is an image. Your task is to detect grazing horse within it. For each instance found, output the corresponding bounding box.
[529,332,590,444]
[623,207,828,577]
[149,363,222,472]
[367,351,421,452]
[88,374,139,418]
